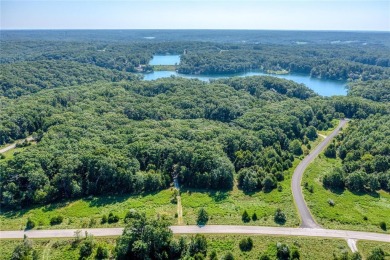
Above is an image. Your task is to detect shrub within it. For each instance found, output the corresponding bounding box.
[197,208,209,226]
[107,213,119,224]
[95,245,109,259]
[242,210,250,223]
[26,218,35,230]
[328,199,335,206]
[379,221,387,231]
[367,247,385,260]
[188,234,207,257]
[239,237,253,252]
[50,216,63,225]
[124,209,140,223]
[276,242,290,260]
[101,215,107,224]
[274,209,286,224]
[223,252,234,260]
[252,213,258,221]
[260,254,271,260]
[291,248,300,259]
[79,238,94,259]
[350,252,362,260]
[209,250,218,260]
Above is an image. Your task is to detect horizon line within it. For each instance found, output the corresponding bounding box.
[1,28,390,33]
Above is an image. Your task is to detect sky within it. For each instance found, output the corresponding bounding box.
[1,0,389,31]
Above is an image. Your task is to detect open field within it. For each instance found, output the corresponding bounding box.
[2,235,389,260]
[180,163,300,227]
[302,154,390,233]
[0,189,177,231]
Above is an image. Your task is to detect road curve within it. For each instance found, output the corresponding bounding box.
[292,119,348,228]
[0,137,34,154]
[1,225,389,242]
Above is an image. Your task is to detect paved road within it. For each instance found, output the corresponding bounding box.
[1,225,388,242]
[0,137,34,154]
[292,119,348,228]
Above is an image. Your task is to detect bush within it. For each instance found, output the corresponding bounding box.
[291,248,300,259]
[276,242,290,260]
[274,209,287,224]
[197,208,209,226]
[188,234,208,257]
[209,250,218,260]
[107,213,119,224]
[259,254,271,260]
[101,215,107,224]
[124,209,140,223]
[379,221,387,231]
[50,216,63,225]
[239,237,253,252]
[79,238,94,259]
[223,252,234,260]
[350,252,362,260]
[327,199,335,206]
[241,210,250,223]
[252,213,258,221]
[26,218,35,230]
[367,247,385,260]
[95,245,109,259]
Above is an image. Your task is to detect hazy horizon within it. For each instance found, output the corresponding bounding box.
[1,0,389,31]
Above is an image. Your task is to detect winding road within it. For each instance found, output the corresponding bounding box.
[1,120,389,246]
[292,119,348,228]
[0,137,34,154]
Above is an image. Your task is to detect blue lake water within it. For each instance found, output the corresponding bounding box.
[146,55,347,96]
[149,55,181,65]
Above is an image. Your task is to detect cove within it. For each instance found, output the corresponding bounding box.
[146,55,347,96]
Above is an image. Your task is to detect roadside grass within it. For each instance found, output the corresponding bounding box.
[204,235,352,260]
[3,235,383,260]
[0,189,177,231]
[357,240,390,259]
[0,237,117,260]
[302,154,390,233]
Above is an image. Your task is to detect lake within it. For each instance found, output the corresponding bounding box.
[149,55,181,65]
[146,56,347,96]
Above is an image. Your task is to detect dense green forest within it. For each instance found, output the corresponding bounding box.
[1,74,389,209]
[178,46,390,81]
[0,61,139,98]
[348,80,390,102]
[1,31,390,210]
[323,114,390,193]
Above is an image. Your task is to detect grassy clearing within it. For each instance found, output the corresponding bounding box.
[0,189,177,231]
[302,154,390,233]
[180,168,299,227]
